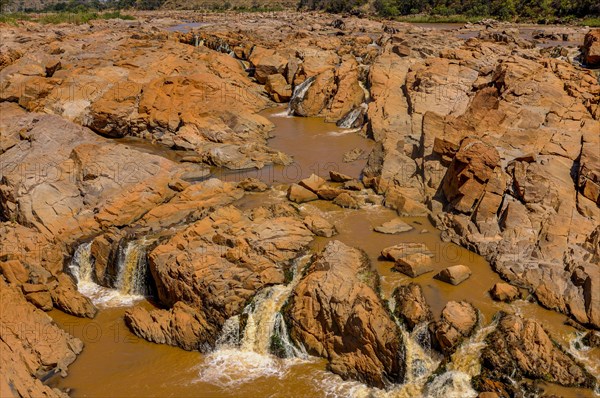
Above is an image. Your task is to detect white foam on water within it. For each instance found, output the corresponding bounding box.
[69,241,146,308]
[425,370,478,398]
[568,332,600,387]
[194,349,292,388]
[77,281,144,307]
[325,130,354,136]
[271,110,293,118]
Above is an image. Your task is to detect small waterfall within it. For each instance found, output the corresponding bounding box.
[69,242,95,290]
[69,240,152,307]
[337,103,368,129]
[195,255,310,387]
[234,254,308,357]
[288,76,315,116]
[116,240,152,296]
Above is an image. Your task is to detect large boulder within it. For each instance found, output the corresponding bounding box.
[303,214,337,237]
[489,282,520,302]
[287,184,318,203]
[265,73,292,103]
[435,265,472,286]
[286,241,405,388]
[249,46,288,84]
[430,301,478,354]
[381,243,434,277]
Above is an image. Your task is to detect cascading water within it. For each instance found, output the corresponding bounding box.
[337,103,368,129]
[195,255,310,387]
[69,239,152,307]
[288,76,316,116]
[424,320,498,398]
[116,240,152,296]
[568,332,600,392]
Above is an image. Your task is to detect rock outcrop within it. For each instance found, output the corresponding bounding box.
[126,204,313,347]
[286,241,405,388]
[1,279,83,398]
[124,302,217,352]
[481,313,594,388]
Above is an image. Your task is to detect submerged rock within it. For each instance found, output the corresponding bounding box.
[286,241,405,388]
[374,218,414,234]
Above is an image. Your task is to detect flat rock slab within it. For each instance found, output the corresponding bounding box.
[343,180,364,191]
[381,243,433,263]
[393,253,433,277]
[299,173,326,193]
[317,187,344,200]
[374,218,414,234]
[288,183,318,203]
[329,170,353,182]
[435,265,472,286]
[303,214,337,237]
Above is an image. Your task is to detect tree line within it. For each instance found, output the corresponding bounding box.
[298,0,599,21]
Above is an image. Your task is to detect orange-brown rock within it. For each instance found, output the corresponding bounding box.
[1,279,83,398]
[265,73,292,102]
[583,29,600,67]
[131,204,313,348]
[489,282,520,302]
[50,274,97,318]
[393,283,432,331]
[430,301,478,354]
[286,240,405,388]
[481,313,594,388]
[249,46,288,84]
[124,302,217,352]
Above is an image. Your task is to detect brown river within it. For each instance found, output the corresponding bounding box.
[49,106,599,398]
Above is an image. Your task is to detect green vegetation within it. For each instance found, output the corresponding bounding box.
[579,17,600,26]
[38,10,134,24]
[298,0,368,13]
[0,11,30,23]
[0,10,134,24]
[299,0,599,23]
[393,14,483,23]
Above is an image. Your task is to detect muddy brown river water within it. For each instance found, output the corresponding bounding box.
[49,108,599,397]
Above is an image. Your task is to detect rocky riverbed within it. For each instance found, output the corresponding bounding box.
[1,11,599,398]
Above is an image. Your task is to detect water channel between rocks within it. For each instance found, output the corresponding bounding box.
[49,106,599,398]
